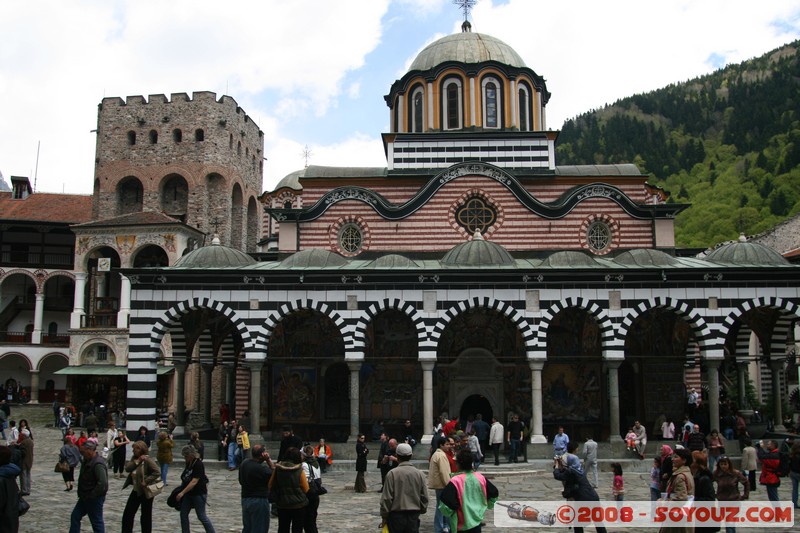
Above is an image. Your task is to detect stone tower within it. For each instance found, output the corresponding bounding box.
[91,91,263,251]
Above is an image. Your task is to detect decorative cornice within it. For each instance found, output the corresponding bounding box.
[270,162,686,222]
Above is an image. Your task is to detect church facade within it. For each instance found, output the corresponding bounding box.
[118,24,800,443]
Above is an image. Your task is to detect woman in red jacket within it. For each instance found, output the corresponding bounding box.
[757,440,781,502]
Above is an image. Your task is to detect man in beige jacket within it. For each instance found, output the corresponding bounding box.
[428,435,454,533]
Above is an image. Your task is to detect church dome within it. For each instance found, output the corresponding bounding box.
[614,248,680,267]
[704,235,788,265]
[173,236,256,268]
[274,169,304,191]
[409,32,527,72]
[541,251,599,268]
[280,249,348,268]
[369,254,420,269]
[441,231,515,266]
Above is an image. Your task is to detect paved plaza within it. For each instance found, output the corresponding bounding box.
[10,415,800,532]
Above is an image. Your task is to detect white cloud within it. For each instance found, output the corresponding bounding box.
[1,0,799,197]
[263,134,387,190]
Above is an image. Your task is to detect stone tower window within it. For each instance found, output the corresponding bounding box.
[149,130,158,144]
[127,131,136,145]
[117,177,144,215]
[229,133,233,149]
[237,141,242,156]
[587,220,612,253]
[173,128,182,142]
[456,196,496,234]
[195,129,204,142]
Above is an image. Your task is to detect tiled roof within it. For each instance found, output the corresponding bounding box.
[0,192,93,224]
[73,210,186,228]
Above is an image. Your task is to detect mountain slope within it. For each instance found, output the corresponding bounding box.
[556,41,800,248]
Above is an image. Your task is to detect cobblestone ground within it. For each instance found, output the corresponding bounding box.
[14,422,800,532]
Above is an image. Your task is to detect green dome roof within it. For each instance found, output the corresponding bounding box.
[369,254,420,268]
[173,236,256,268]
[274,169,304,191]
[280,249,348,268]
[704,237,788,265]
[614,249,679,267]
[541,251,599,268]
[441,232,515,266]
[409,32,526,72]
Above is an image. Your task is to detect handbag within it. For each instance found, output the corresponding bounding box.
[167,485,183,510]
[18,495,30,516]
[143,479,164,499]
[55,459,70,473]
[314,478,327,495]
[309,465,327,496]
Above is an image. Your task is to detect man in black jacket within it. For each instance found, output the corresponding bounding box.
[553,457,607,533]
[239,444,274,533]
[0,445,21,533]
[70,441,108,533]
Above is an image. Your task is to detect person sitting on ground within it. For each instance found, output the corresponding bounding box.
[314,438,332,473]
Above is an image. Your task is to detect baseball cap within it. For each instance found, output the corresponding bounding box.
[396,443,413,457]
[81,441,97,450]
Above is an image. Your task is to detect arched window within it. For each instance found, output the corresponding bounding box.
[173,128,182,142]
[237,141,242,155]
[149,130,158,144]
[127,131,136,145]
[195,128,204,141]
[411,86,424,133]
[442,78,463,130]
[481,77,502,129]
[518,84,531,131]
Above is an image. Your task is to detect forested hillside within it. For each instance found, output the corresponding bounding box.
[556,40,800,248]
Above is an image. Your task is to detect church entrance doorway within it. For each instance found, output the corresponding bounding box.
[459,394,493,427]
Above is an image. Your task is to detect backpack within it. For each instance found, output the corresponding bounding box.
[778,453,790,477]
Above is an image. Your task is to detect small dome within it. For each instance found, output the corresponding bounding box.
[369,254,420,268]
[441,231,515,266]
[704,237,788,265]
[280,249,348,268]
[541,251,598,268]
[614,249,680,267]
[173,236,256,268]
[409,32,527,72]
[274,169,304,191]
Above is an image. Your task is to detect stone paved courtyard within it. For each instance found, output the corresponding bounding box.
[8,407,800,532]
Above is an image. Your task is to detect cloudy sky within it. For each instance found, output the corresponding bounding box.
[1,0,799,195]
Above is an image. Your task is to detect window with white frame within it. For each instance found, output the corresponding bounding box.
[482,77,501,129]
[443,78,463,130]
